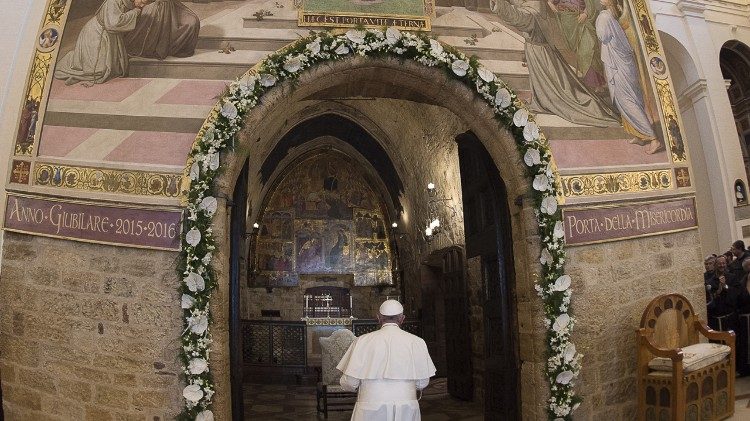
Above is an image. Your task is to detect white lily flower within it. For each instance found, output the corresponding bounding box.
[513,108,529,127]
[209,153,220,171]
[451,59,469,77]
[523,121,539,142]
[524,148,541,167]
[346,30,365,44]
[335,44,350,55]
[220,101,238,119]
[259,73,277,87]
[189,162,200,181]
[182,384,204,403]
[386,27,402,45]
[553,275,571,292]
[495,88,512,108]
[181,294,196,309]
[556,370,575,385]
[478,67,495,83]
[540,196,558,215]
[188,358,208,375]
[186,228,201,246]
[552,313,570,332]
[196,410,214,421]
[283,55,302,73]
[190,314,209,335]
[185,272,205,292]
[553,221,565,239]
[533,174,550,192]
[199,196,218,216]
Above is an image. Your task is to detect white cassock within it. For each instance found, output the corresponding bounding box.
[336,323,436,421]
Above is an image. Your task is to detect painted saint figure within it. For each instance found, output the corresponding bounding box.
[595,0,663,153]
[489,0,619,127]
[547,0,606,90]
[124,0,200,60]
[54,0,146,85]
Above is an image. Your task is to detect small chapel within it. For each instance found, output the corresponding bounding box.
[1,0,750,420]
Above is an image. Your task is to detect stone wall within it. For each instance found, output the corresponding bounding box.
[0,232,183,420]
[567,228,705,420]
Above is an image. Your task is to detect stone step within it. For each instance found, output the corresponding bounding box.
[128,49,273,80]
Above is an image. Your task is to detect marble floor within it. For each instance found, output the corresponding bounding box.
[244,376,750,420]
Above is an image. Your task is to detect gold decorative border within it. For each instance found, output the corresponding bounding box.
[302,317,353,326]
[633,0,660,55]
[13,0,71,156]
[560,169,672,197]
[654,78,687,162]
[297,0,432,31]
[34,163,182,198]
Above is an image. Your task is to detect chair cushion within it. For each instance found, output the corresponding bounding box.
[648,343,731,373]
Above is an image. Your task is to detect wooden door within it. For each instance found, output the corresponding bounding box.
[442,247,474,401]
[458,133,519,420]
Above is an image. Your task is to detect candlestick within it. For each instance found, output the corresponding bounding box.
[349,295,353,316]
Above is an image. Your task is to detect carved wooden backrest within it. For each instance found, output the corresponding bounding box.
[640,294,698,350]
[319,328,355,385]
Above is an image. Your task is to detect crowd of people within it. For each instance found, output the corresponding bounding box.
[705,240,750,376]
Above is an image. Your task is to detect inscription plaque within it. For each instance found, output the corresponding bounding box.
[4,193,182,250]
[562,197,697,246]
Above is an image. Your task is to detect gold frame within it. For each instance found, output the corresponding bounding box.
[297,0,433,31]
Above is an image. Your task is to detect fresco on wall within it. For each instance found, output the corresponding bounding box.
[299,0,434,30]
[250,152,393,287]
[12,0,687,201]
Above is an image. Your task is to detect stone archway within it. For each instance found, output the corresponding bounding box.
[200,56,544,419]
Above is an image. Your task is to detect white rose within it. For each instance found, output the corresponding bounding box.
[524,148,541,167]
[523,121,539,142]
[306,39,321,55]
[202,128,215,143]
[540,248,553,265]
[552,313,570,333]
[186,228,201,246]
[209,153,220,171]
[220,101,238,120]
[451,59,469,77]
[202,252,212,265]
[513,108,529,127]
[563,342,576,363]
[182,384,204,403]
[188,358,208,375]
[429,39,444,55]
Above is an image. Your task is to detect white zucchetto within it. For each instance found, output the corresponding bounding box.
[379,299,403,316]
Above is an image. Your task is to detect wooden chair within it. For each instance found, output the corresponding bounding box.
[637,293,735,421]
[316,328,357,418]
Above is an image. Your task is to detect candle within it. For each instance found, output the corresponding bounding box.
[349,295,353,316]
[305,295,309,317]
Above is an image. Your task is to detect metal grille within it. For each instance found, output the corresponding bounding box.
[352,319,422,337]
[242,320,306,367]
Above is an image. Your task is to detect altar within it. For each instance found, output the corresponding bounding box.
[303,286,355,366]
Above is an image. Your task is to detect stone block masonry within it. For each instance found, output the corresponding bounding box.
[0,232,184,420]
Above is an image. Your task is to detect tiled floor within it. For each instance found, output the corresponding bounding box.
[244,377,483,420]
[245,376,750,420]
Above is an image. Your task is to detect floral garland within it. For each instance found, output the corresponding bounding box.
[178,28,582,421]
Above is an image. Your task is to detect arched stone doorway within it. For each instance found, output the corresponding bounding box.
[207,57,542,420]
[720,40,750,193]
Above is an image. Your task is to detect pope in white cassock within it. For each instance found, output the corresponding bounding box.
[337,300,436,421]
